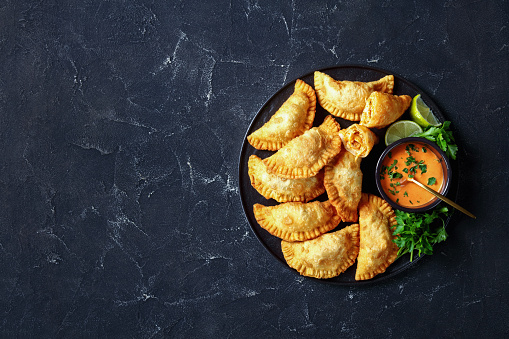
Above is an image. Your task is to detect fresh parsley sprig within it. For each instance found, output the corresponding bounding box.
[412,121,458,160]
[392,206,451,262]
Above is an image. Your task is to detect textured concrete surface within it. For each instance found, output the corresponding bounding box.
[0,1,507,337]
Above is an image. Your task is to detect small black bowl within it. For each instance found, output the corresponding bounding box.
[375,137,452,213]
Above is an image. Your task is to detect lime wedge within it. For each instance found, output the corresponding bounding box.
[384,120,423,146]
[410,94,441,128]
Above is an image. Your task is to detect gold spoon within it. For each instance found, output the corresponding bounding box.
[407,177,476,219]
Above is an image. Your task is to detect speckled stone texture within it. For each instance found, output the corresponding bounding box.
[0,0,508,337]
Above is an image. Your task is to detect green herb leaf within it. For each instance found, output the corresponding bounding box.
[412,121,458,160]
[405,156,416,166]
[392,206,451,262]
[390,172,403,179]
[447,144,458,160]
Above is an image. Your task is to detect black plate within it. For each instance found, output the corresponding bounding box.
[238,65,458,285]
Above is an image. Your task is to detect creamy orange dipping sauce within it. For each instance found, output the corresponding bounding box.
[380,142,445,208]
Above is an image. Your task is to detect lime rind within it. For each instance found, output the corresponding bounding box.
[410,94,441,128]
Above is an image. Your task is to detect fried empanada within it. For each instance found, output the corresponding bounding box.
[263,115,342,179]
[247,79,316,151]
[314,71,394,121]
[253,200,340,242]
[324,149,363,222]
[281,224,360,279]
[359,92,412,128]
[355,194,399,281]
[339,123,379,159]
[248,155,325,203]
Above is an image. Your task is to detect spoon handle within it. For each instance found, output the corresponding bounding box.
[408,178,476,219]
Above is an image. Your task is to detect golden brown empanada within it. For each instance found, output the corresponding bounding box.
[263,115,342,179]
[339,123,379,159]
[324,149,363,222]
[253,200,340,242]
[281,224,360,279]
[359,92,412,128]
[247,79,316,151]
[314,71,394,121]
[355,194,399,281]
[248,155,325,202]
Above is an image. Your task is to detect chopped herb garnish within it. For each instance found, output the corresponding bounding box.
[387,159,398,171]
[389,172,403,179]
[403,191,408,197]
[405,144,419,155]
[427,177,437,185]
[405,156,416,166]
[388,189,399,195]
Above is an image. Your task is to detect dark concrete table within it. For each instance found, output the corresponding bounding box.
[1,1,507,337]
